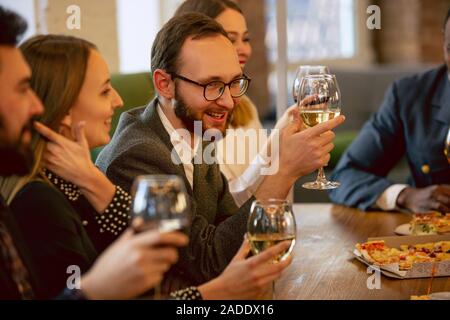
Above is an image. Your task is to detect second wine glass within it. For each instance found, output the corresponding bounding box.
[298,74,342,190]
[247,199,297,299]
[130,174,191,299]
[130,175,190,233]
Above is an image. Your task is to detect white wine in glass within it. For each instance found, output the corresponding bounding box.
[298,74,342,190]
[300,110,341,128]
[247,199,296,299]
[248,233,296,263]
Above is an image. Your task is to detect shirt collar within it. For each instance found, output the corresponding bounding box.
[156,103,200,162]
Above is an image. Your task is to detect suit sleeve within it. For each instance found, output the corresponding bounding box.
[329,81,407,210]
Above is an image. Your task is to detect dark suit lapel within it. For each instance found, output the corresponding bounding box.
[432,68,450,125]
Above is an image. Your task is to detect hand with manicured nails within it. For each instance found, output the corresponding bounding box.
[198,239,293,300]
[81,229,188,300]
[34,121,116,212]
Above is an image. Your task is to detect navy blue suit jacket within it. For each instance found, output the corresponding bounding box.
[329,65,450,210]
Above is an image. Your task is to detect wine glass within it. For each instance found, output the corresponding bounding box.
[247,199,297,299]
[130,175,191,299]
[298,74,341,190]
[444,127,450,164]
[292,65,330,103]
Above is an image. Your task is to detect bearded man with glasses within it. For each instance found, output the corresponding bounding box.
[96,13,344,291]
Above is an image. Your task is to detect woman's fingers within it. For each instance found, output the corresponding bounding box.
[34,121,65,145]
[249,254,293,280]
[74,121,89,148]
[249,240,292,265]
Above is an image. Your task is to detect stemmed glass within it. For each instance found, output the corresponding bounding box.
[298,74,342,190]
[247,199,297,299]
[444,127,450,164]
[130,175,191,299]
[292,65,330,103]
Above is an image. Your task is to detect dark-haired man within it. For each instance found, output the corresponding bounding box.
[0,6,44,299]
[96,12,344,287]
[330,9,450,213]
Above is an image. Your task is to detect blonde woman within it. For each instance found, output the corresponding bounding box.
[175,0,295,206]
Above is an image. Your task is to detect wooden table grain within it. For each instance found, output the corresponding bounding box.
[275,204,450,300]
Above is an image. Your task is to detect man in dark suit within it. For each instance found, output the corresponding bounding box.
[96,12,345,287]
[330,9,450,213]
[0,6,44,299]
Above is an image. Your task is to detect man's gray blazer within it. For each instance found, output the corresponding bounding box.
[96,98,254,286]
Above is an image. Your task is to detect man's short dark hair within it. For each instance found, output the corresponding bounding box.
[0,6,27,46]
[151,12,227,75]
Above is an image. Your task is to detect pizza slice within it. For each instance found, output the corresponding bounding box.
[409,212,439,235]
[356,240,403,266]
[356,240,450,270]
[409,212,450,235]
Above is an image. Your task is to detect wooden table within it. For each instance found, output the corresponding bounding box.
[275,204,450,300]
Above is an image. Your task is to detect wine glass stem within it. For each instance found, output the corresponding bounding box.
[154,283,161,300]
[272,281,276,300]
[316,167,327,183]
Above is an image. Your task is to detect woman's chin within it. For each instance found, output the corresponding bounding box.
[89,137,110,150]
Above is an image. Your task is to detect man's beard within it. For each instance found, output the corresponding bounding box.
[0,117,34,176]
[173,90,233,135]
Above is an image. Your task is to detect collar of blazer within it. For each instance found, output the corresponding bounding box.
[140,98,174,150]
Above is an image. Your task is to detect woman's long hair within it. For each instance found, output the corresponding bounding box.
[0,34,96,203]
[175,0,255,128]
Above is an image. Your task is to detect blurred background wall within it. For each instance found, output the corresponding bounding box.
[2,0,448,118]
[2,0,449,202]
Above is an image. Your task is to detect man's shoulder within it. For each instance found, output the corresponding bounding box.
[114,104,151,138]
[98,102,167,158]
[395,65,446,90]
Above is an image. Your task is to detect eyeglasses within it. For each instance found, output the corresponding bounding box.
[171,73,251,101]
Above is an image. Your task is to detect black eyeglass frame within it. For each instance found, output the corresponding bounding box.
[170,73,251,101]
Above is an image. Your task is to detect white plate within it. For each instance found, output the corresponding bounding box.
[429,292,450,300]
[394,223,411,236]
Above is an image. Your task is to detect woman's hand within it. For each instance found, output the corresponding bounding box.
[34,121,96,186]
[198,238,293,300]
[34,121,115,212]
[81,229,189,300]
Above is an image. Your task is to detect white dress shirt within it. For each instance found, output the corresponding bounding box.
[157,104,200,190]
[375,184,409,211]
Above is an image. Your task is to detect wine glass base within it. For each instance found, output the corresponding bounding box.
[302,180,340,190]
